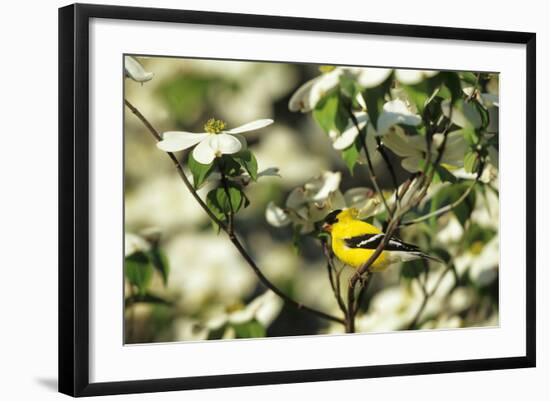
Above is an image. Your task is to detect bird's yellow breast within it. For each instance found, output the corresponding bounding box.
[330,219,389,271]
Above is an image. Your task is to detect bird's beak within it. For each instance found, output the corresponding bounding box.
[321,223,332,232]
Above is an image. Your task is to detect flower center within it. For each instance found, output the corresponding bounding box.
[204,118,227,134]
[226,302,245,313]
[318,65,336,73]
[470,241,484,255]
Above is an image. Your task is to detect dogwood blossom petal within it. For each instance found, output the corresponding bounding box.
[286,188,308,210]
[226,119,274,134]
[332,112,368,150]
[356,68,392,88]
[124,56,154,83]
[288,70,341,112]
[343,187,373,207]
[157,132,208,152]
[306,171,342,202]
[124,233,151,257]
[395,69,438,85]
[436,131,467,166]
[192,137,217,164]
[193,134,242,164]
[376,99,422,136]
[382,129,425,158]
[401,156,422,172]
[288,77,319,112]
[253,291,284,327]
[265,202,291,227]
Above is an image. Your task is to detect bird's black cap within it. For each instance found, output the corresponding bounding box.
[324,209,342,225]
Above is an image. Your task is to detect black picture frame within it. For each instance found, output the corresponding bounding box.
[58,3,536,397]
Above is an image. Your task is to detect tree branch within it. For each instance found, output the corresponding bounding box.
[345,113,392,220]
[125,99,344,325]
[407,265,452,329]
[323,242,347,316]
[400,180,477,227]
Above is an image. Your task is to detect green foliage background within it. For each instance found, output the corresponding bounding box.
[124,57,499,343]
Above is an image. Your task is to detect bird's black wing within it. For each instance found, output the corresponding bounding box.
[344,233,421,252]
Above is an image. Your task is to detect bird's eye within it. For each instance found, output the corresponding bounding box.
[324,209,341,224]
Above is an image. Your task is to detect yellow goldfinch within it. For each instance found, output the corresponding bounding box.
[322,208,440,272]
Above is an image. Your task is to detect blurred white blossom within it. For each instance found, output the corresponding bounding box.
[206,291,284,331]
[125,175,208,232]
[124,232,151,257]
[165,233,256,313]
[394,69,438,85]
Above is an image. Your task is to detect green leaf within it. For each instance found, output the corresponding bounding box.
[232,319,266,338]
[432,183,477,227]
[401,259,426,279]
[233,149,258,180]
[461,101,483,129]
[462,223,496,249]
[341,135,362,174]
[472,100,490,129]
[464,151,479,174]
[462,127,479,146]
[430,247,452,264]
[220,155,242,177]
[452,185,477,226]
[292,224,303,254]
[339,73,358,99]
[187,152,214,189]
[434,164,457,184]
[125,252,153,295]
[148,247,170,286]
[402,73,444,114]
[207,183,244,216]
[313,92,340,133]
[440,72,463,104]
[125,292,172,307]
[460,72,479,86]
[403,84,432,115]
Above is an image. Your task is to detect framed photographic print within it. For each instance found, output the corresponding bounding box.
[58,3,536,397]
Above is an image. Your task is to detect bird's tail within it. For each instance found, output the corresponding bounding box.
[413,251,444,264]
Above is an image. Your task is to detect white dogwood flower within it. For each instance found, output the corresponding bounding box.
[124,232,151,257]
[289,67,393,113]
[394,69,439,85]
[206,291,284,331]
[124,56,154,83]
[330,99,421,150]
[383,128,466,172]
[288,68,342,112]
[157,118,273,164]
[266,171,382,233]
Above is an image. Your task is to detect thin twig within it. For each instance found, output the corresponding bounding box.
[323,242,348,316]
[342,173,419,332]
[353,273,374,316]
[125,99,344,325]
[400,180,477,227]
[375,136,400,206]
[407,265,451,329]
[124,99,225,227]
[347,110,393,219]
[218,159,235,232]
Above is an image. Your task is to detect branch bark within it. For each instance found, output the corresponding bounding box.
[125,99,344,325]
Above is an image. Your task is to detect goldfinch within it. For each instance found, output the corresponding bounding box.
[322,208,440,272]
